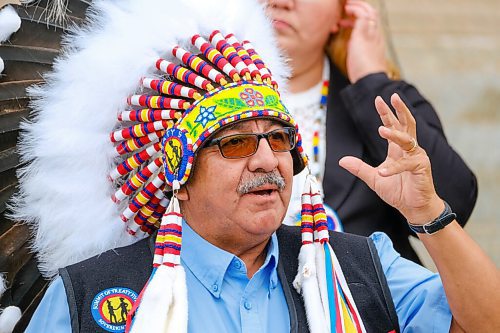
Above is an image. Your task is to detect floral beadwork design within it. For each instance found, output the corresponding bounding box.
[195,105,217,127]
[239,88,264,107]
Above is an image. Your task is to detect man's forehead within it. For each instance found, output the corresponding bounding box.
[215,119,285,137]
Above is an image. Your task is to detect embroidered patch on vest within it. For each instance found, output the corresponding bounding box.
[91,287,138,332]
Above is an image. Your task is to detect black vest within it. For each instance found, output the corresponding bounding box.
[61,225,399,332]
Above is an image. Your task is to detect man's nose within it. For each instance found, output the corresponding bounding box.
[247,137,279,172]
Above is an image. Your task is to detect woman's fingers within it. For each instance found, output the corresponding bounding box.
[345,0,378,20]
[339,18,355,29]
[344,0,379,31]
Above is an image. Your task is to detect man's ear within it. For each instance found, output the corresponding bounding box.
[176,185,189,201]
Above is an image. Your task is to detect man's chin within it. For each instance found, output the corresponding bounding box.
[245,210,284,233]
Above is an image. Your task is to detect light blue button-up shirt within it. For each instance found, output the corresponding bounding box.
[25,230,452,332]
[180,222,290,333]
[26,223,290,333]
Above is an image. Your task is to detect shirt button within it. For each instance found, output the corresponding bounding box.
[212,284,218,292]
[244,301,252,310]
[234,260,242,269]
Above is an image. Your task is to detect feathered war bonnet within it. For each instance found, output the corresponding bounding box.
[12,0,366,332]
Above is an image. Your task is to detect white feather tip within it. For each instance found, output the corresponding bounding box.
[0,5,21,43]
[293,243,317,293]
[0,306,22,333]
[130,266,175,333]
[0,274,6,297]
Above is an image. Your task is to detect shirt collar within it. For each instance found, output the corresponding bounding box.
[181,222,279,298]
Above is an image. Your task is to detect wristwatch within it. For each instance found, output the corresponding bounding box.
[407,201,457,234]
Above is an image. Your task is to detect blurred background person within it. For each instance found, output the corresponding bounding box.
[264,0,478,263]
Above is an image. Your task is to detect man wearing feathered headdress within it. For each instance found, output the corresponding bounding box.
[16,0,499,332]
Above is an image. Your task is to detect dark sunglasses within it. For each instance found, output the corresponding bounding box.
[205,127,297,159]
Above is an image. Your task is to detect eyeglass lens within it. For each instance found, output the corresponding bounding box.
[218,128,295,158]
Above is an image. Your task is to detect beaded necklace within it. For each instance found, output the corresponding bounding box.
[312,80,329,163]
[284,59,343,231]
[310,79,343,231]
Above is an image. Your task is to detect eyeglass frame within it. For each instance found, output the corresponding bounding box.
[204,127,297,159]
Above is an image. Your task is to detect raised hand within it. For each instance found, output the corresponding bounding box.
[342,0,388,83]
[339,93,444,225]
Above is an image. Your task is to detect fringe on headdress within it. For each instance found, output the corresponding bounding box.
[294,175,367,333]
[126,183,188,333]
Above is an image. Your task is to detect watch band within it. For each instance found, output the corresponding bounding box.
[408,200,457,234]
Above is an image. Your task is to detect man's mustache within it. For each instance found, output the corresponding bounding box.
[237,171,286,195]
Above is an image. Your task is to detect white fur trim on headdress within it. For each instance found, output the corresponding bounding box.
[10,0,287,279]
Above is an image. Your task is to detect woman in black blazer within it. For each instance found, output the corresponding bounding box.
[266,0,477,263]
